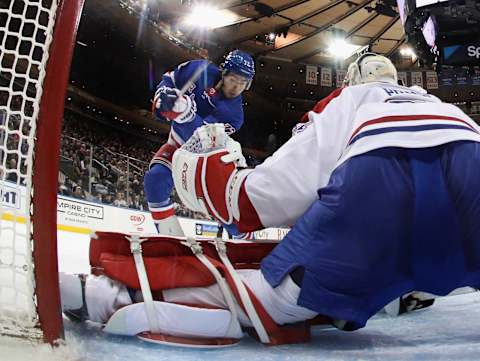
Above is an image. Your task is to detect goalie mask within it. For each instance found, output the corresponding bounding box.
[344,53,398,87]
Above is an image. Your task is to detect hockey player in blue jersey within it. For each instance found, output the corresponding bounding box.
[144,50,255,236]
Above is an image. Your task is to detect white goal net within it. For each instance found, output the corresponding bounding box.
[0,0,82,343]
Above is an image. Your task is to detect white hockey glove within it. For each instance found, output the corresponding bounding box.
[187,123,247,167]
[190,123,229,151]
[153,87,196,124]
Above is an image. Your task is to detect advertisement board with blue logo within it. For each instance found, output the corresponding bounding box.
[195,223,220,237]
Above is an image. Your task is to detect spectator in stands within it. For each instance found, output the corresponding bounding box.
[73,185,85,200]
[6,158,18,183]
[103,193,113,205]
[92,193,103,204]
[58,177,71,196]
[113,191,127,208]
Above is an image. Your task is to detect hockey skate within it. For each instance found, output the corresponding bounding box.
[384,293,436,317]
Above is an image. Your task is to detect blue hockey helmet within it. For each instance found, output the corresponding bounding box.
[223,50,255,80]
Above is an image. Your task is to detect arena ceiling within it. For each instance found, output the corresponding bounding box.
[68,0,409,146]
[81,1,408,73]
[142,0,406,65]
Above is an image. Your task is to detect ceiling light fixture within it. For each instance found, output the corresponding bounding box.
[183,5,240,29]
[400,47,416,59]
[327,39,362,59]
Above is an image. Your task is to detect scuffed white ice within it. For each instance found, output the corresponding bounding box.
[0,334,85,361]
[56,292,480,361]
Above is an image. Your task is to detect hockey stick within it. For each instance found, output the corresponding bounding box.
[178,60,210,97]
[151,60,209,112]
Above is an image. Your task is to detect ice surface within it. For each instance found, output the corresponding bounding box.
[57,292,480,361]
[0,335,84,361]
[1,230,480,361]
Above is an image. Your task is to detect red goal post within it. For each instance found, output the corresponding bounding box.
[0,0,84,344]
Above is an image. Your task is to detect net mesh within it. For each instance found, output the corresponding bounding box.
[0,0,59,340]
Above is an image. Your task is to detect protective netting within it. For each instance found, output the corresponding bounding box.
[0,0,59,340]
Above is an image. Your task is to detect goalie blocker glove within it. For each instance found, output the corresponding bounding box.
[172,124,249,226]
[153,86,196,123]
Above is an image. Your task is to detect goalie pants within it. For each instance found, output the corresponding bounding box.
[261,140,480,330]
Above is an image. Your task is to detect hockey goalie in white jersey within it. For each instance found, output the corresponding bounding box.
[60,53,480,346]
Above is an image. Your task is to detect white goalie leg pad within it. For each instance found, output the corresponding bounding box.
[103,301,243,339]
[85,275,133,324]
[59,273,83,311]
[164,283,253,327]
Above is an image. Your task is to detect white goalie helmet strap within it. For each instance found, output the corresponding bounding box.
[344,52,398,86]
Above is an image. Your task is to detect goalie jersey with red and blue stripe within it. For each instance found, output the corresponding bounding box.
[236,82,480,231]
